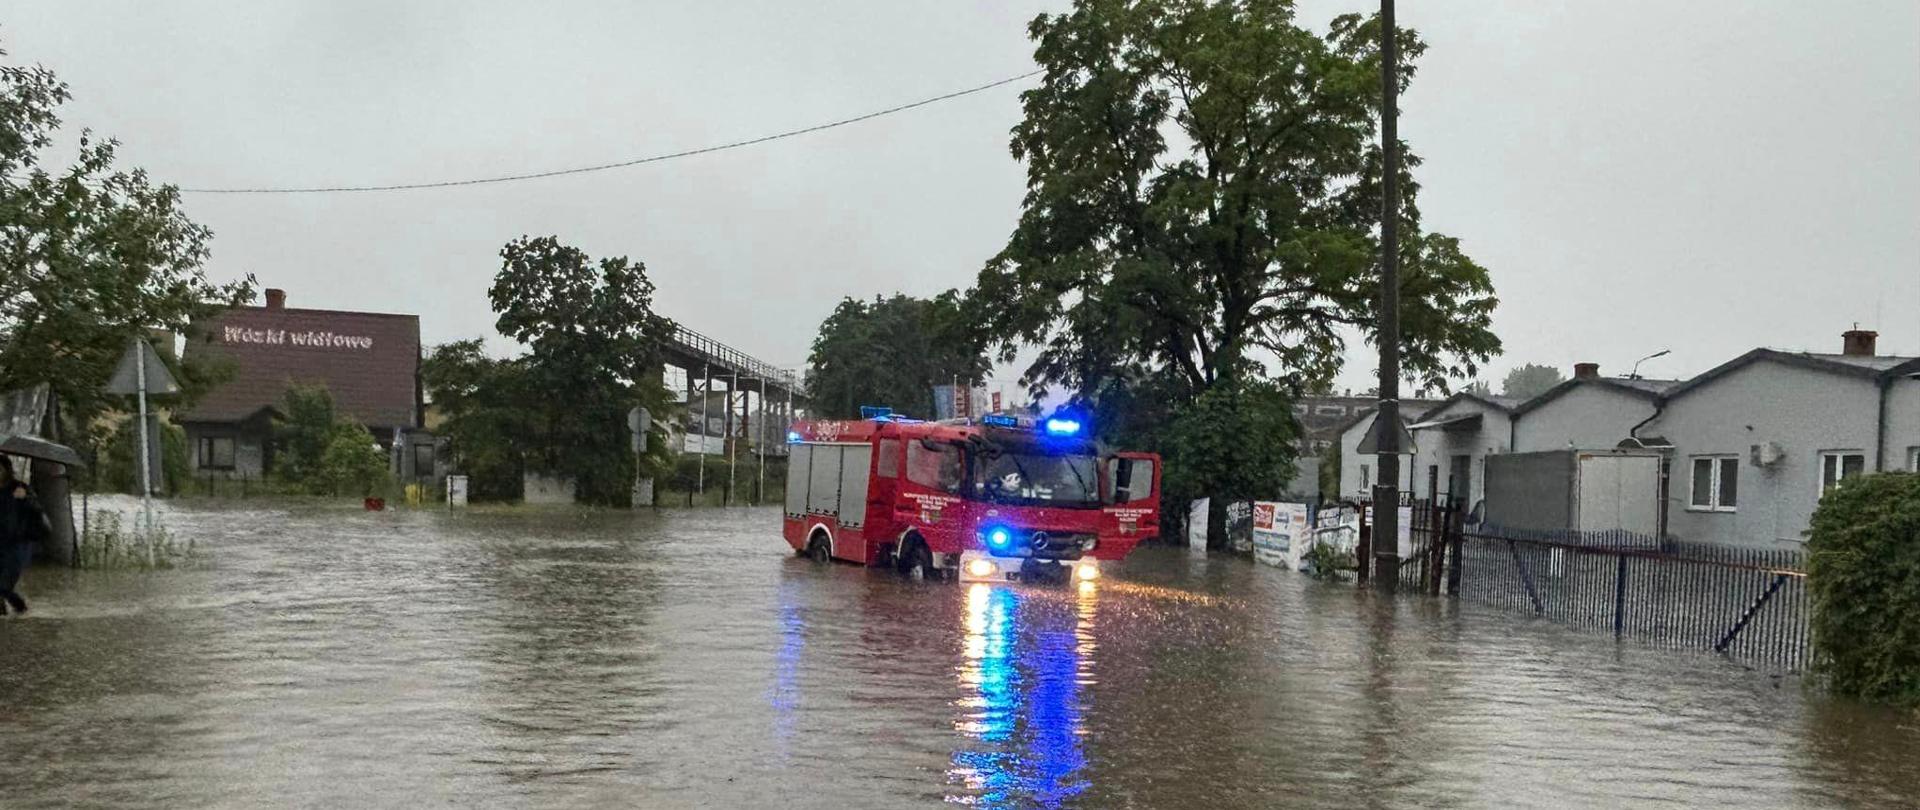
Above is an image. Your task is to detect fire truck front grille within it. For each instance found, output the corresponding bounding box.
[1028,531,1095,558]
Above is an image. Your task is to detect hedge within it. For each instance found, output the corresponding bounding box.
[1806,472,1920,706]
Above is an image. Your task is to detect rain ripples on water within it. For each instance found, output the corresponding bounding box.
[2,499,1917,808]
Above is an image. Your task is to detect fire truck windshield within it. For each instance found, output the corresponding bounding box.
[971,447,1101,508]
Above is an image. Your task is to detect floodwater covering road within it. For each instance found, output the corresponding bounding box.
[2,500,1917,809]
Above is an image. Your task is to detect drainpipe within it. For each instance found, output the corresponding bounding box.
[1629,396,1669,541]
[1875,374,1891,471]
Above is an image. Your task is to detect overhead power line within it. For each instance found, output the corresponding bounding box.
[180,69,1042,195]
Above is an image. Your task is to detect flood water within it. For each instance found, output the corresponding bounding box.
[2,500,1917,809]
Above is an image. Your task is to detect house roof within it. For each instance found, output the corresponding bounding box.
[1512,376,1682,416]
[1407,412,1483,431]
[1660,348,1920,402]
[176,305,421,428]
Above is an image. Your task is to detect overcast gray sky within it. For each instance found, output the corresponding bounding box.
[7,1,1917,397]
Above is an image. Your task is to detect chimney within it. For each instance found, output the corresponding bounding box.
[1842,328,1877,357]
[265,288,286,310]
[1573,362,1600,380]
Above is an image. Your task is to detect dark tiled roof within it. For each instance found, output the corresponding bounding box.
[1796,352,1919,372]
[177,306,421,428]
[1605,377,1684,394]
[1662,349,1920,401]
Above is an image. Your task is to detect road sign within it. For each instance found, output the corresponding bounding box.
[106,339,179,396]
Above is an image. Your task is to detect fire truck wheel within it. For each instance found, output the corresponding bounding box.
[806,534,831,564]
[897,537,936,581]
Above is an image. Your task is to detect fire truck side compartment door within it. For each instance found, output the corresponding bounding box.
[785,443,812,517]
[837,444,872,529]
[807,445,843,516]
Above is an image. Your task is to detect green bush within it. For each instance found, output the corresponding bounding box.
[1807,472,1920,706]
[94,417,188,495]
[316,423,393,498]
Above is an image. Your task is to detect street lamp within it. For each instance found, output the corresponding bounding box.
[1629,349,1670,380]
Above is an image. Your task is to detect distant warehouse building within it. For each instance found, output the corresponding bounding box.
[175,288,435,481]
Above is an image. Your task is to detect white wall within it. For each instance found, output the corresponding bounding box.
[1406,399,1512,509]
[1648,359,1882,547]
[1883,375,1920,472]
[1338,413,1416,499]
[1514,384,1659,452]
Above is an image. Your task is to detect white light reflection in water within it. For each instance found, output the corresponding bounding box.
[947,583,1096,808]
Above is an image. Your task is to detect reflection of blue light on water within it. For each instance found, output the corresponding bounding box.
[950,584,1091,808]
[769,599,804,755]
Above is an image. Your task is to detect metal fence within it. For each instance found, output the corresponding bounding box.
[1349,500,1811,673]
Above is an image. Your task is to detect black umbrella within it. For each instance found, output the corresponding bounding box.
[0,434,87,468]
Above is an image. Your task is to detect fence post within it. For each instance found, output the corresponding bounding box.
[1445,510,1463,596]
[1613,553,1628,639]
[1356,508,1372,584]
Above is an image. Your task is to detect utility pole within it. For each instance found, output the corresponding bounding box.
[1372,0,1403,591]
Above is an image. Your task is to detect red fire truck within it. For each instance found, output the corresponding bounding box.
[782,411,1161,584]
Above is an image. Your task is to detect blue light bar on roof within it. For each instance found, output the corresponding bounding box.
[859,405,893,420]
[982,414,1020,428]
[1043,417,1082,436]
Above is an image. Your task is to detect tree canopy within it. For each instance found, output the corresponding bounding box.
[969,0,1501,535]
[0,49,252,445]
[429,236,676,505]
[805,292,988,420]
[1501,363,1564,401]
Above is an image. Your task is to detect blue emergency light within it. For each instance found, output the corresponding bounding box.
[786,430,802,443]
[986,526,1013,551]
[1043,417,1082,437]
[982,414,1020,428]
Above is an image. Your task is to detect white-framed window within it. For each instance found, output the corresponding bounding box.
[1908,446,1920,473]
[1688,455,1738,511]
[1819,451,1866,496]
[1360,464,1372,489]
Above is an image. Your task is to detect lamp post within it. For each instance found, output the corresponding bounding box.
[1630,349,1670,380]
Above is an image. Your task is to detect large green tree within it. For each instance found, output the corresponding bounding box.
[1501,363,1564,401]
[483,236,675,506]
[420,339,536,502]
[805,291,989,419]
[0,48,252,448]
[971,1,1500,538]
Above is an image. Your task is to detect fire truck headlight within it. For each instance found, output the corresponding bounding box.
[985,527,1012,552]
[966,558,998,578]
[1075,562,1100,581]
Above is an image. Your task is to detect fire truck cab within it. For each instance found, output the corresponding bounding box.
[782,412,1160,584]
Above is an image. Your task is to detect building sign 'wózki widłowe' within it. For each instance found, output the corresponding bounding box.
[223,326,374,350]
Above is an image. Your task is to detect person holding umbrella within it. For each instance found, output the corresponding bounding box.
[0,456,48,615]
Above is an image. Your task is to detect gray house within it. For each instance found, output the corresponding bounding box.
[1511,364,1681,451]
[1336,392,1517,505]
[1340,329,1920,549]
[1639,332,1920,548]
